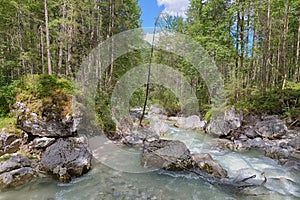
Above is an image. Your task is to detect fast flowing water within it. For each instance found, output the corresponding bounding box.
[1,124,299,200]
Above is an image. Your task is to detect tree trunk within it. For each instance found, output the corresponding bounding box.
[282,0,289,90]
[295,17,300,81]
[44,0,52,75]
[58,2,66,75]
[66,5,73,77]
[107,0,115,89]
[40,25,45,74]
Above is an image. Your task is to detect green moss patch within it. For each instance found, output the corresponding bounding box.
[15,74,74,120]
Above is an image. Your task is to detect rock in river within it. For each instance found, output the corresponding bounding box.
[40,137,92,182]
[192,153,228,178]
[142,140,228,178]
[174,115,206,130]
[0,154,37,189]
[141,140,193,171]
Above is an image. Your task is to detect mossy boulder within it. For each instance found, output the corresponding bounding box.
[13,75,79,137]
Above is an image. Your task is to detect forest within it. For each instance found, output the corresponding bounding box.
[0,0,299,130]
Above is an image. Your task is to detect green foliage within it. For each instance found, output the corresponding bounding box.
[0,117,16,130]
[95,91,116,132]
[204,105,225,122]
[0,154,12,162]
[0,80,20,117]
[233,81,300,126]
[148,86,181,116]
[14,74,74,117]
[0,117,21,134]
[130,88,146,108]
[18,74,73,99]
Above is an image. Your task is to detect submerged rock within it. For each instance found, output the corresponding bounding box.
[192,153,228,178]
[40,137,92,182]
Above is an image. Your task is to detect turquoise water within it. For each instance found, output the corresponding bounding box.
[0,125,299,200]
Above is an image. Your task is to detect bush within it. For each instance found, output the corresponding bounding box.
[95,91,116,132]
[0,80,20,117]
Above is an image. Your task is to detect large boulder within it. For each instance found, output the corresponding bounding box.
[14,101,79,138]
[123,126,160,146]
[206,107,243,137]
[254,118,288,139]
[192,153,228,178]
[206,117,231,136]
[174,115,206,130]
[17,111,76,137]
[224,106,243,129]
[141,140,228,178]
[40,137,92,182]
[0,154,37,189]
[141,140,193,170]
[0,130,22,156]
[151,120,169,136]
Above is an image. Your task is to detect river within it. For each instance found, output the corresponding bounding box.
[1,124,299,200]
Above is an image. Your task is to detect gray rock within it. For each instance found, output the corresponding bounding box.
[148,104,166,116]
[0,154,36,189]
[261,115,279,121]
[254,119,288,139]
[224,106,243,129]
[206,117,231,136]
[244,128,259,139]
[192,153,228,178]
[29,137,56,149]
[117,117,133,137]
[0,130,22,156]
[40,137,92,182]
[239,134,248,141]
[216,139,234,150]
[175,115,206,130]
[142,141,228,179]
[141,140,192,170]
[152,120,169,136]
[15,103,77,137]
[246,137,269,149]
[124,136,143,145]
[0,167,36,189]
[265,147,290,159]
[0,154,31,174]
[289,151,300,160]
[288,136,300,150]
[17,113,76,137]
[129,127,160,144]
[206,107,244,137]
